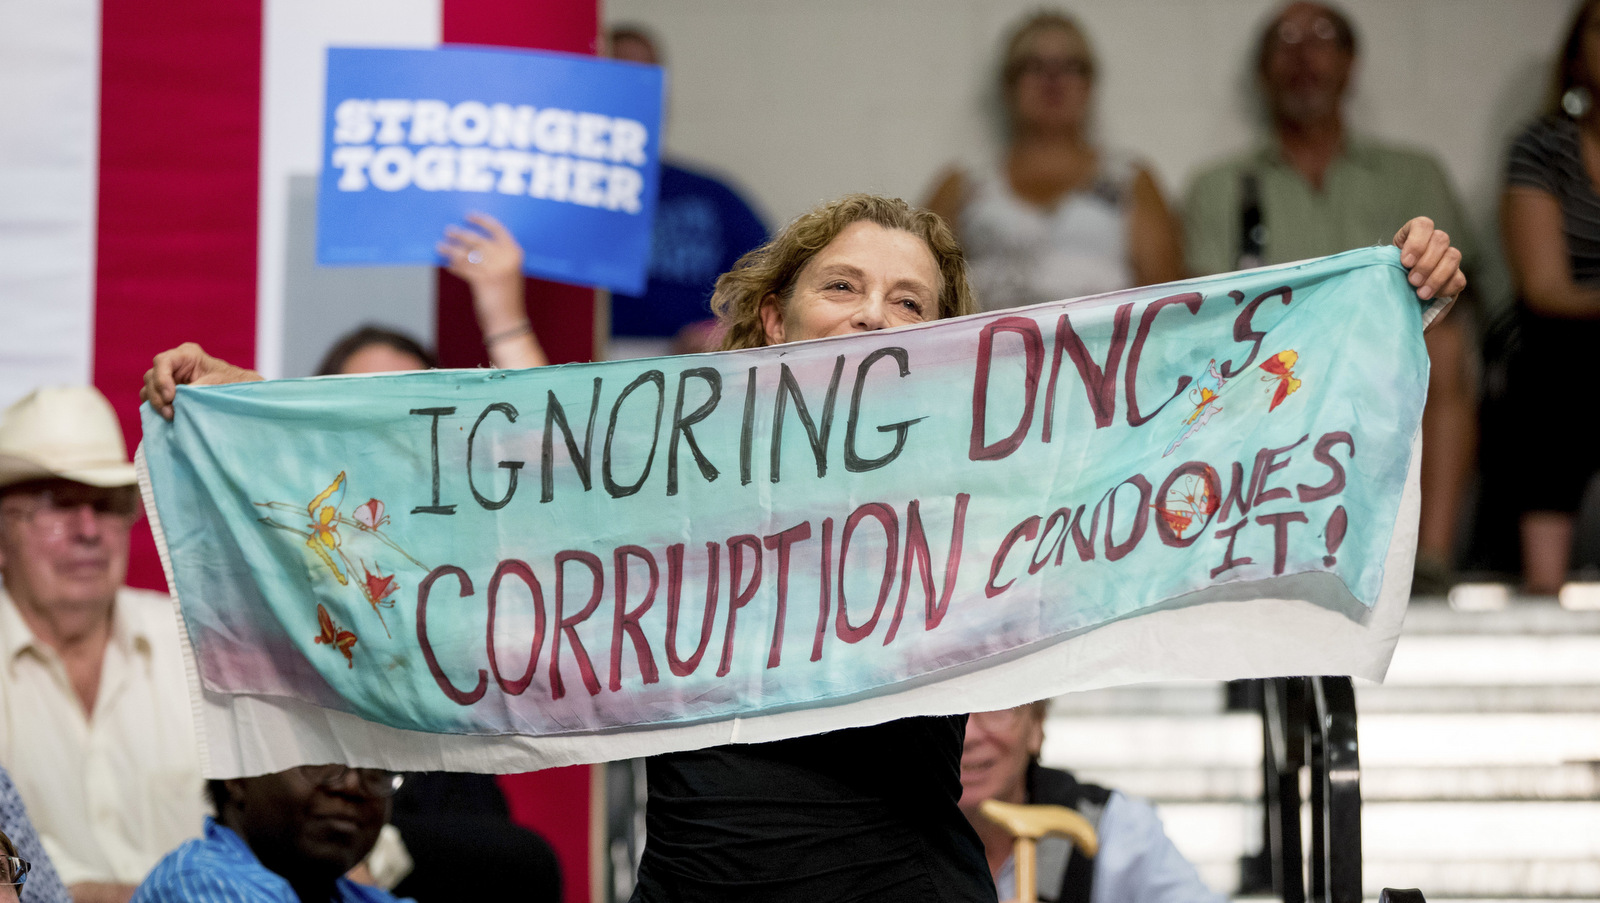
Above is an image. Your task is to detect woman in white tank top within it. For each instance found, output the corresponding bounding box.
[926,11,1184,312]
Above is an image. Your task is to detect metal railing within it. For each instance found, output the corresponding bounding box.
[1260,675,1365,903]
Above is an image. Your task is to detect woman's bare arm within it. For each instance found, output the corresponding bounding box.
[1501,185,1600,318]
[1127,165,1185,286]
[437,213,550,368]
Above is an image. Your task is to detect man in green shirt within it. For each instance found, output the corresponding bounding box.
[1184,1,1490,591]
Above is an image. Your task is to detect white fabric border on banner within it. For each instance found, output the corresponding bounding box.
[257,0,441,379]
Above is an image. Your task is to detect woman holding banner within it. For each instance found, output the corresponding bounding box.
[143,198,1463,902]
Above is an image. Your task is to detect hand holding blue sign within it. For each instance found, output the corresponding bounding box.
[437,213,548,369]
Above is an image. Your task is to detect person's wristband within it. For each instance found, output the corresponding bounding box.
[484,321,533,347]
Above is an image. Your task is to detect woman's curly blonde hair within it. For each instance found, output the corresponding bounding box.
[712,194,977,351]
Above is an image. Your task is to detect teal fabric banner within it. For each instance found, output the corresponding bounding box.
[140,247,1428,776]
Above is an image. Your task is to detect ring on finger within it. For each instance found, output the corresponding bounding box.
[467,250,484,264]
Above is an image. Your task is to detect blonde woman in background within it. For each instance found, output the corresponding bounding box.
[926,11,1184,311]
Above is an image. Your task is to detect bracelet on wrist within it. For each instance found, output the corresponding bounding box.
[483,321,533,347]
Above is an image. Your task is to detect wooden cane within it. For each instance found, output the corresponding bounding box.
[979,799,1099,903]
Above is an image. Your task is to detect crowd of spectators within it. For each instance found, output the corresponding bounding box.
[0,2,1588,902]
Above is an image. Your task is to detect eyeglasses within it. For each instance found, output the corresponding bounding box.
[0,485,140,539]
[1010,55,1093,81]
[294,764,404,799]
[1271,17,1341,48]
[0,855,30,888]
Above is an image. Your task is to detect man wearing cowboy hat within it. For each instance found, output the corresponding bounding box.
[0,387,202,903]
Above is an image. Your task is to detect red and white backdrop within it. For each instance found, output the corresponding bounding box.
[2,1,603,898]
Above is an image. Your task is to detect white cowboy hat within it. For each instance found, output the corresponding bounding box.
[0,387,137,490]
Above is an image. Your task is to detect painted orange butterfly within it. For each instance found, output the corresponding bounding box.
[362,564,397,607]
[359,563,398,638]
[313,603,358,668]
[1259,350,1303,412]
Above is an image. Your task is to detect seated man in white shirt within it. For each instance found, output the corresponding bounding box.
[961,702,1224,903]
[0,387,204,903]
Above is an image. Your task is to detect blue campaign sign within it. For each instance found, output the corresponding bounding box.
[317,46,664,295]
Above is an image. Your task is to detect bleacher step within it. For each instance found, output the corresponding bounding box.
[1070,761,1600,803]
[1050,678,1600,716]
[1401,598,1600,635]
[1354,683,1600,713]
[1153,799,1600,897]
[1039,599,1600,901]
[1042,712,1600,768]
[1361,858,1600,899]
[1379,634,1600,685]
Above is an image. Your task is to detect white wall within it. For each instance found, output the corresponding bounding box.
[0,0,99,410]
[606,0,1574,276]
[259,0,441,378]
